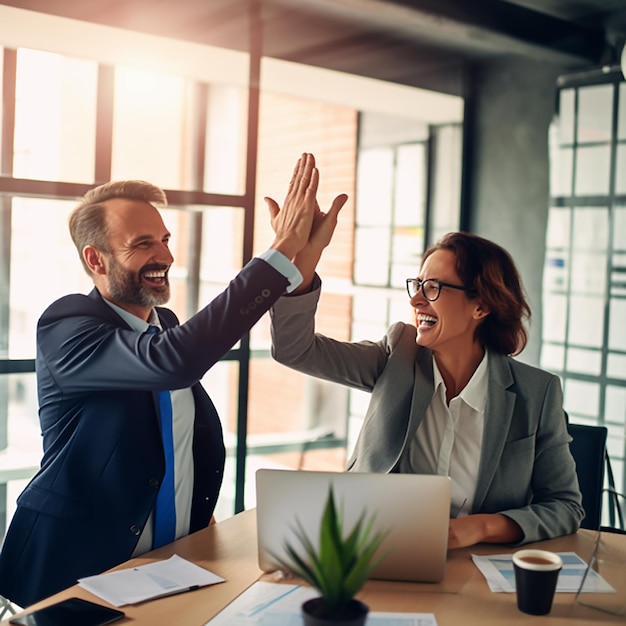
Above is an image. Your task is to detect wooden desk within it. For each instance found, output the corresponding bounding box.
[4,510,625,625]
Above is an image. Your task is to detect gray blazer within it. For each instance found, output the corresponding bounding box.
[270,276,584,544]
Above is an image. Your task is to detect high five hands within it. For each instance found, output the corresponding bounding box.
[266,153,348,292]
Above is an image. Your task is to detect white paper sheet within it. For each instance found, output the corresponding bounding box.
[204,581,438,626]
[78,554,225,606]
[471,551,615,593]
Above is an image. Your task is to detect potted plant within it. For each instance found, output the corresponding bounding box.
[273,485,390,626]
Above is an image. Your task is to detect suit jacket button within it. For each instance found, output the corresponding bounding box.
[148,478,159,488]
[130,525,142,536]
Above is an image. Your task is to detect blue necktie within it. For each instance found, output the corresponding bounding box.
[147,325,177,548]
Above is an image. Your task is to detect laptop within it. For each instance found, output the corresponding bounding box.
[255,469,451,583]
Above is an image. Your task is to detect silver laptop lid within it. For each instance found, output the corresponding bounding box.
[255,469,451,583]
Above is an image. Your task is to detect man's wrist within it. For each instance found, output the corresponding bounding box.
[258,249,303,293]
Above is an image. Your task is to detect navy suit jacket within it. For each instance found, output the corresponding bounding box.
[0,257,289,608]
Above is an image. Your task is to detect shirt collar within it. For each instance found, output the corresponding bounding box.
[102,298,160,332]
[432,351,489,412]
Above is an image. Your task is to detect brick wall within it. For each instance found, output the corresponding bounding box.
[245,93,358,470]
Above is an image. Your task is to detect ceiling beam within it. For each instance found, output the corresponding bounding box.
[276,0,607,66]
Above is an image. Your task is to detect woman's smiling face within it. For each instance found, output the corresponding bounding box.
[410,249,486,355]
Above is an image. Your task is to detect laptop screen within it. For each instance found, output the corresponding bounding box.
[255,469,451,583]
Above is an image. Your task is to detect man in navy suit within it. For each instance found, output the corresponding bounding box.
[0,153,348,608]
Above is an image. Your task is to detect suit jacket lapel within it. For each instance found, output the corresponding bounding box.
[472,351,515,512]
[406,348,435,448]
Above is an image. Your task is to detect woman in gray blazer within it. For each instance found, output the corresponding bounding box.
[268,221,584,549]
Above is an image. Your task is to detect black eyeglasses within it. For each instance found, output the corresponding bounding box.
[405,278,470,301]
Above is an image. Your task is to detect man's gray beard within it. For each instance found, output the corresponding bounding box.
[108,257,170,308]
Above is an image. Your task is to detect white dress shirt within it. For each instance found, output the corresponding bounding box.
[399,352,488,517]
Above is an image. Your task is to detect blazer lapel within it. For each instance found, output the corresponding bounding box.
[405,348,435,447]
[472,351,515,512]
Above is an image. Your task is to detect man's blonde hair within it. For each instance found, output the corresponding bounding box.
[68,180,167,274]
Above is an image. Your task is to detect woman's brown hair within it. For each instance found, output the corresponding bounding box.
[422,231,531,355]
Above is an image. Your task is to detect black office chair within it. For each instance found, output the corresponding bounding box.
[567,422,608,531]
[602,456,625,533]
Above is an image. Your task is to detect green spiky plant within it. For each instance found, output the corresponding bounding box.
[273,485,390,616]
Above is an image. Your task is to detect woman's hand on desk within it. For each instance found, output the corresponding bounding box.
[448,513,523,549]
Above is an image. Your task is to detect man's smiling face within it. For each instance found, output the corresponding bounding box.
[96,198,174,319]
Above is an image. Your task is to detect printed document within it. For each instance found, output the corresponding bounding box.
[204,581,438,626]
[78,554,224,606]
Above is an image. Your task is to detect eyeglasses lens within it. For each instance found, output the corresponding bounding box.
[423,280,440,301]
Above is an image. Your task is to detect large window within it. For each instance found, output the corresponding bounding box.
[543,72,626,520]
[0,10,463,532]
[0,44,255,526]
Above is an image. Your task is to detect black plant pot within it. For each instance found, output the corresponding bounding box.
[302,597,369,626]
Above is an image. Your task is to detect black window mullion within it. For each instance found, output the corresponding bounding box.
[234,1,262,515]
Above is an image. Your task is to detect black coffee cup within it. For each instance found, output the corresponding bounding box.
[512,549,562,615]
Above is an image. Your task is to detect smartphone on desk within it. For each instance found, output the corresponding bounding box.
[9,597,125,626]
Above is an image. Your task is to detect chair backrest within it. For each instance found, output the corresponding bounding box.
[567,423,608,530]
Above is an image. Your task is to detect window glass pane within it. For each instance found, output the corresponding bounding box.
[14,49,97,183]
[204,85,248,195]
[199,207,244,283]
[199,360,239,519]
[577,84,613,143]
[356,148,393,226]
[572,207,608,250]
[2,372,41,527]
[352,291,409,341]
[546,207,571,249]
[570,252,607,296]
[540,343,565,371]
[549,146,573,196]
[558,88,575,145]
[390,144,426,288]
[564,378,600,418]
[197,207,244,300]
[430,124,462,241]
[9,198,92,358]
[608,298,626,351]
[394,144,425,226]
[614,207,626,251]
[542,293,567,342]
[352,291,389,330]
[605,385,626,425]
[112,66,187,188]
[574,145,611,196]
[244,357,347,510]
[391,228,424,287]
[354,227,390,285]
[608,353,626,380]
[566,347,602,375]
[567,295,604,347]
[389,293,413,326]
[544,254,568,292]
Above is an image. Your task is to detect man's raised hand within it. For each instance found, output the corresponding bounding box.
[266,153,318,260]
